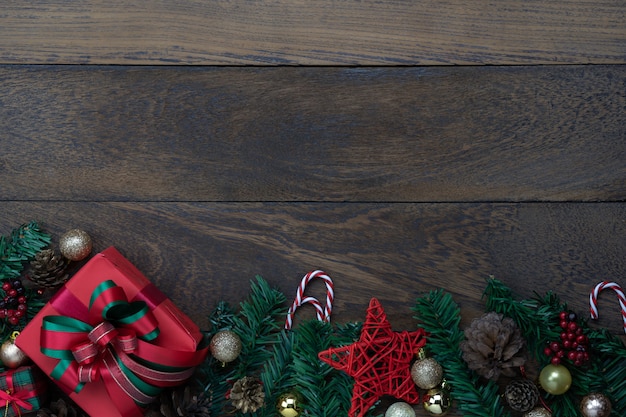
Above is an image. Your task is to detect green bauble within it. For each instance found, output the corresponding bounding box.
[539,364,571,395]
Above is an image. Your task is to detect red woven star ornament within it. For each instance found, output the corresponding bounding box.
[318,298,427,417]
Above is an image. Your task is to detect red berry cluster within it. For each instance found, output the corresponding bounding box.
[0,280,27,326]
[544,311,590,366]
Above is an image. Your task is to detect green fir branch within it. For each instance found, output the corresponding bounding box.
[260,330,296,417]
[413,289,510,417]
[232,275,287,379]
[0,221,51,280]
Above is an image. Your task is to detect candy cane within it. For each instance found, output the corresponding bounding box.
[285,270,334,330]
[589,281,626,334]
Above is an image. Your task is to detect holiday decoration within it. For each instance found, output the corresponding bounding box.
[229,376,265,413]
[410,348,443,390]
[524,407,552,417]
[58,229,92,262]
[590,281,626,333]
[210,330,242,364]
[318,298,426,417]
[0,332,28,369]
[285,270,334,329]
[504,379,539,413]
[385,401,416,417]
[539,364,571,395]
[28,248,70,288]
[543,310,589,366]
[0,366,48,417]
[459,311,526,380]
[15,247,208,417]
[277,392,302,417]
[155,386,212,417]
[579,393,612,417]
[422,381,452,415]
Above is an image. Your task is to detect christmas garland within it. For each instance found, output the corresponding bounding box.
[0,222,624,417]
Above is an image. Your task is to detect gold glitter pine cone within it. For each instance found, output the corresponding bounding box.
[230,376,265,413]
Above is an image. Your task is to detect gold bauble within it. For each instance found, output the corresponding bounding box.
[580,393,612,417]
[0,334,29,369]
[539,364,571,395]
[209,330,242,364]
[411,356,443,390]
[524,407,552,417]
[59,229,93,261]
[277,392,302,417]
[385,402,416,417]
[423,385,452,416]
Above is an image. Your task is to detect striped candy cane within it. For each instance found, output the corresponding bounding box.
[285,270,334,330]
[589,281,626,334]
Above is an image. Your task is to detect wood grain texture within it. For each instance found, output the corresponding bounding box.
[0,0,624,65]
[2,65,624,202]
[1,202,624,339]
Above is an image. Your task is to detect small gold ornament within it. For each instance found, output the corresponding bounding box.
[524,407,552,417]
[59,229,93,261]
[277,392,302,417]
[209,330,242,364]
[539,364,571,395]
[411,348,443,389]
[385,402,416,417]
[580,393,612,417]
[423,381,452,416]
[0,332,29,369]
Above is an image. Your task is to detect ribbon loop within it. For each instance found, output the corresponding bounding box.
[40,279,199,416]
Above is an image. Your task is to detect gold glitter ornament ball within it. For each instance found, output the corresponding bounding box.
[385,402,416,417]
[524,407,552,417]
[210,330,242,364]
[423,385,452,415]
[59,229,93,261]
[411,355,443,389]
[580,393,612,417]
[277,392,302,417]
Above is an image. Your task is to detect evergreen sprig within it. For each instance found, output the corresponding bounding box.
[0,221,50,280]
[413,289,510,417]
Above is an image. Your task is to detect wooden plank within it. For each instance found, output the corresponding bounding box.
[0,1,624,65]
[2,201,625,339]
[1,65,624,202]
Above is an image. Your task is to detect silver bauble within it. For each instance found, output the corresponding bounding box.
[385,402,416,417]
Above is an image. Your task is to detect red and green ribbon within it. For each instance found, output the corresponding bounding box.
[0,369,36,417]
[40,280,202,417]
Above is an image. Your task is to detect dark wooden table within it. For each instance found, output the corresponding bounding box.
[1,2,624,416]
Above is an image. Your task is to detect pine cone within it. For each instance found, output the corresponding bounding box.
[158,385,212,417]
[229,376,265,413]
[37,398,88,417]
[460,312,526,380]
[505,379,539,412]
[28,248,70,288]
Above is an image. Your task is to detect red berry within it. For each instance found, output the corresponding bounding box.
[567,332,576,340]
[17,296,26,304]
[559,311,568,320]
[556,350,565,358]
[560,332,568,340]
[544,347,553,356]
[7,289,17,297]
[0,310,5,319]
[550,342,561,352]
[583,352,590,361]
[576,335,586,344]
[16,303,27,312]
[1,282,11,291]
[560,320,569,329]
[572,341,579,349]
[568,351,577,360]
[574,360,582,366]
[551,356,561,365]
[576,327,584,336]
[7,316,19,325]
[563,340,572,349]
[13,310,23,318]
[568,322,578,332]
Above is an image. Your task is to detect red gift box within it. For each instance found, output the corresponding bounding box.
[16,247,208,417]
